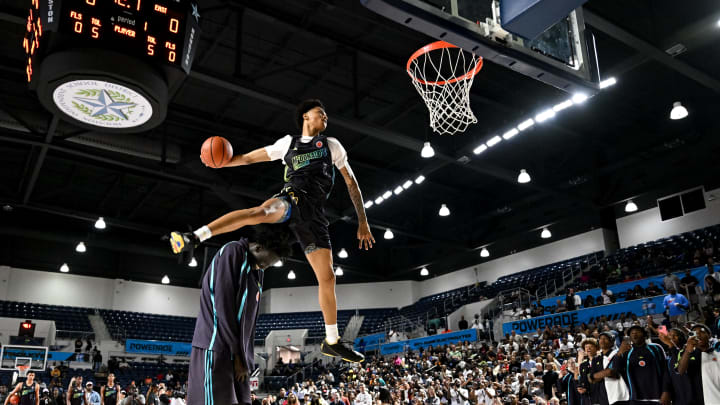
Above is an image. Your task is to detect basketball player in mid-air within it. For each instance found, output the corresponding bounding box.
[187,225,293,405]
[170,99,374,363]
[4,370,39,405]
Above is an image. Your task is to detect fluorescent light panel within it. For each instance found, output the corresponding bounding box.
[486,135,502,147]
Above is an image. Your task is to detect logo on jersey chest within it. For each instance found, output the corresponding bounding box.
[638,360,646,367]
[316,140,323,148]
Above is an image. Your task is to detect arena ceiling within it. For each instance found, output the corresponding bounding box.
[1,0,719,289]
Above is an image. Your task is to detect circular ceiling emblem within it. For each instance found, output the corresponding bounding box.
[52,80,153,129]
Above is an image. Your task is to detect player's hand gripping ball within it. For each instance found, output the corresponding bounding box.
[200,136,233,168]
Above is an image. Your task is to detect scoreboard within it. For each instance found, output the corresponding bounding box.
[23,0,201,132]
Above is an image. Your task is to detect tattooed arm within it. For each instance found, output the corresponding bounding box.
[340,165,375,250]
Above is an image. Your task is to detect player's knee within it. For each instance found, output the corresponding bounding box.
[316,268,336,286]
[248,206,272,224]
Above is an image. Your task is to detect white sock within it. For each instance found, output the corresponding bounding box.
[325,324,339,344]
[194,225,212,242]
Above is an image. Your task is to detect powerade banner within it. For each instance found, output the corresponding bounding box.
[503,296,665,335]
[538,266,713,313]
[125,339,191,356]
[354,333,385,352]
[380,329,477,355]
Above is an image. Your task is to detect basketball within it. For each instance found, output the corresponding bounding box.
[9,394,19,405]
[200,136,233,168]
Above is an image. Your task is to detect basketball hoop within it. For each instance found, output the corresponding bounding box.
[406,41,483,136]
[16,365,30,378]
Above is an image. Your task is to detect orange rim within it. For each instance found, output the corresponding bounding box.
[406,41,483,85]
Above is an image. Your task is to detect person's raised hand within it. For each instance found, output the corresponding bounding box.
[357,222,375,250]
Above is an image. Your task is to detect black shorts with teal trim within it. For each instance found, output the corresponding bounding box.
[273,186,331,253]
[188,347,249,405]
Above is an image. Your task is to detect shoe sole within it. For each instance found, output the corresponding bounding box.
[170,232,184,254]
[320,345,364,363]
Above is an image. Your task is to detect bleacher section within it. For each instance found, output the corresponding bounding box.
[255,310,353,345]
[99,309,353,345]
[0,300,93,336]
[357,308,398,336]
[100,310,196,342]
[592,223,720,283]
[388,252,603,328]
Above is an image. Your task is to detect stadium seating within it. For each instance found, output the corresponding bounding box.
[0,301,93,336]
[383,252,603,329]
[100,309,353,345]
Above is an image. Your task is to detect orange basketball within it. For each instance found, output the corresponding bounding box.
[200,136,233,168]
[9,394,19,405]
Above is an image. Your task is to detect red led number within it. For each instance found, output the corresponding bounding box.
[86,0,96,5]
[91,26,99,38]
[168,51,175,62]
[147,43,155,55]
[74,21,83,33]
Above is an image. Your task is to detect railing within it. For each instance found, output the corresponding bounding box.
[55,329,95,341]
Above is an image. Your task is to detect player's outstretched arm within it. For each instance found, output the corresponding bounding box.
[202,147,271,168]
[340,165,375,250]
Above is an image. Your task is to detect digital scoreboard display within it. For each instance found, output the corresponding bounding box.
[24,0,200,83]
[22,0,200,132]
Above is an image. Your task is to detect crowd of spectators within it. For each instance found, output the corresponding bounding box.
[0,365,189,405]
[259,306,720,405]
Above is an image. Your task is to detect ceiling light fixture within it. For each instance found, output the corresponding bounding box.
[535,109,556,123]
[473,144,488,155]
[517,118,535,131]
[438,204,450,217]
[421,141,435,158]
[502,128,519,140]
[75,242,86,253]
[420,267,429,276]
[599,77,617,89]
[486,135,502,147]
[402,180,413,189]
[287,270,296,280]
[394,186,404,195]
[188,257,198,267]
[273,260,283,267]
[60,263,69,273]
[540,228,552,239]
[335,267,344,276]
[382,190,392,199]
[571,93,588,104]
[517,169,531,184]
[670,101,688,120]
[415,175,425,184]
[94,216,106,229]
[384,228,394,240]
[338,248,348,259]
[480,247,490,258]
[625,200,638,213]
[364,200,374,209]
[375,196,384,205]
[161,275,170,284]
[552,100,573,112]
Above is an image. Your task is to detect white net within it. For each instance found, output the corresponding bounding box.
[407,42,482,136]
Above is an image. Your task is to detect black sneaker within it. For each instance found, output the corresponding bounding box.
[320,339,364,363]
[168,231,199,255]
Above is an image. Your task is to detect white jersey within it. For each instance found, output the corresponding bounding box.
[701,351,720,405]
[602,349,629,404]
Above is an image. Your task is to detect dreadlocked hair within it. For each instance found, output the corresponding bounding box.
[253,223,295,259]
